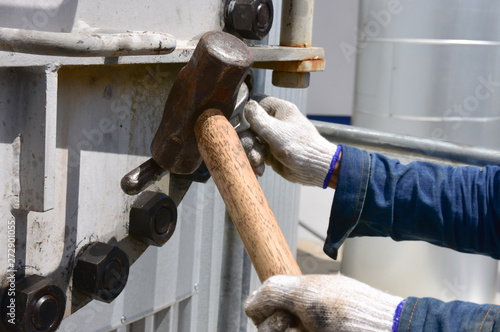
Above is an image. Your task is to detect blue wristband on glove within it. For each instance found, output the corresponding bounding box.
[392,299,406,332]
[323,145,342,189]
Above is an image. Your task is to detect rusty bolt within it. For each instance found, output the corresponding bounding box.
[72,242,129,303]
[1,274,65,332]
[129,191,177,247]
[225,0,274,40]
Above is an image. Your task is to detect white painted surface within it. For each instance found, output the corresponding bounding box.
[306,0,360,117]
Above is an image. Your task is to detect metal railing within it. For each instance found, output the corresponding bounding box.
[313,121,500,167]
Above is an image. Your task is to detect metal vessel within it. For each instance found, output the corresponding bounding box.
[343,0,500,303]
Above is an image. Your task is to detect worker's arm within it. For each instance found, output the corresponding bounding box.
[242,96,500,260]
[242,97,500,331]
[245,274,500,332]
[325,144,500,260]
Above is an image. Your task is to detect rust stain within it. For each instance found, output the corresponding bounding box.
[253,58,325,73]
[288,42,311,48]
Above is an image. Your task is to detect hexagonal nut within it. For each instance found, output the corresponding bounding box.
[226,0,274,40]
[129,191,177,247]
[72,242,129,303]
[1,275,66,332]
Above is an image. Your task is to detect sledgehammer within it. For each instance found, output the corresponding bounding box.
[151,31,302,285]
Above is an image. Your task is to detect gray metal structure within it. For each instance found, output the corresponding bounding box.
[0,1,316,331]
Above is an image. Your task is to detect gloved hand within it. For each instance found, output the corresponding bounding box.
[245,274,403,332]
[240,96,339,188]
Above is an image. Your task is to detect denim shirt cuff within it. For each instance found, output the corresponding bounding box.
[398,297,500,331]
[323,145,371,259]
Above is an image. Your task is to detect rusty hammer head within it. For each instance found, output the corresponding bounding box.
[150,31,254,174]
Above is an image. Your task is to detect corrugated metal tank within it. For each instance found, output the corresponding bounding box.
[342,0,499,303]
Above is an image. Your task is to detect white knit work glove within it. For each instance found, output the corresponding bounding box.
[245,274,402,332]
[241,96,338,187]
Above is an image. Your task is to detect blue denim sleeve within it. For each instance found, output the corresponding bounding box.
[323,144,500,260]
[323,145,371,259]
[398,297,500,331]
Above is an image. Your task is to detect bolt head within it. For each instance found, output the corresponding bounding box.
[102,259,123,291]
[256,3,270,30]
[154,207,174,235]
[226,0,274,40]
[129,191,177,247]
[1,275,65,332]
[32,294,58,330]
[73,242,129,303]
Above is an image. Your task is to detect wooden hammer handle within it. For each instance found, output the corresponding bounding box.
[195,109,302,281]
